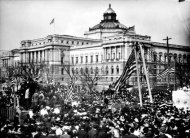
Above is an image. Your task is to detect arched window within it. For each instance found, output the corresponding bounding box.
[111,66,114,74]
[174,53,177,62]
[116,65,119,74]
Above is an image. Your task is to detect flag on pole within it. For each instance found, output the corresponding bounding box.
[65,85,73,102]
[179,0,185,2]
[50,18,54,25]
[114,48,137,91]
[156,67,175,79]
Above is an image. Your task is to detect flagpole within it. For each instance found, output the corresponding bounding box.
[134,42,142,107]
[54,18,55,34]
[139,43,153,103]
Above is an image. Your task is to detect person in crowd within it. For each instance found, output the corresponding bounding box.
[77,124,87,138]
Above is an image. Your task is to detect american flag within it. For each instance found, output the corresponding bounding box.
[156,67,175,79]
[114,48,138,91]
[65,85,73,102]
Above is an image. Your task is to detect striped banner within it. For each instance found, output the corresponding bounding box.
[0,106,15,121]
[156,67,175,79]
[114,48,137,91]
[65,85,74,102]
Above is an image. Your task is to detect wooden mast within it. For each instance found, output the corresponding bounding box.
[139,42,153,103]
[134,42,143,106]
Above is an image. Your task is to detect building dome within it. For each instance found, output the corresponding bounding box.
[89,4,128,31]
[104,4,115,14]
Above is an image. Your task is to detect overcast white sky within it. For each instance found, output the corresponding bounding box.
[0,0,190,51]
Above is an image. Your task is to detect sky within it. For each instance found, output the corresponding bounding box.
[0,0,190,51]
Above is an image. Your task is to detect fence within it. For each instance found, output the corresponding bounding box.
[0,106,15,121]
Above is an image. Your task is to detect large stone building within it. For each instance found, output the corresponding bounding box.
[1,4,190,90]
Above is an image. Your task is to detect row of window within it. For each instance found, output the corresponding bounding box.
[106,52,121,60]
[71,55,102,64]
[152,54,190,63]
[60,65,120,75]
[60,40,90,46]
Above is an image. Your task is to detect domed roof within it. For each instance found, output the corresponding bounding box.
[91,22,127,30]
[89,4,128,31]
[104,4,115,14]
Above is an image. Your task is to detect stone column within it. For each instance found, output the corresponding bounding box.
[45,49,48,62]
[111,47,112,60]
[34,51,36,63]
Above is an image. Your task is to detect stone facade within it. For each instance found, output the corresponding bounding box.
[1,4,190,90]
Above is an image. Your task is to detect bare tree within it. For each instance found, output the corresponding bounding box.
[78,66,105,96]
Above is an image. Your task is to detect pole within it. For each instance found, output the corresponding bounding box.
[174,61,176,91]
[54,18,55,34]
[139,43,153,103]
[163,36,172,90]
[134,42,143,106]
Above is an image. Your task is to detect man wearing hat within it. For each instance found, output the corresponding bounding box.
[77,124,87,138]
[158,126,169,138]
[88,124,98,138]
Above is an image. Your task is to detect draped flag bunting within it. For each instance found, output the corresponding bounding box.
[156,67,175,79]
[114,48,138,91]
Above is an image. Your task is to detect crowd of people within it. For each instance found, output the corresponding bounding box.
[0,82,190,138]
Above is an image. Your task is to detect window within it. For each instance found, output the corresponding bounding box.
[76,57,78,64]
[153,54,157,62]
[111,77,113,81]
[113,53,115,59]
[179,57,181,63]
[111,66,114,74]
[61,68,64,75]
[85,56,88,63]
[96,55,99,62]
[85,68,88,74]
[76,68,78,74]
[72,68,74,74]
[106,77,108,81]
[80,68,83,74]
[118,52,121,59]
[61,57,64,64]
[108,53,110,59]
[81,56,83,63]
[164,55,167,62]
[91,67,93,74]
[106,66,109,74]
[61,40,63,43]
[116,66,119,74]
[71,57,74,64]
[159,55,161,62]
[91,55,93,63]
[95,67,99,74]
